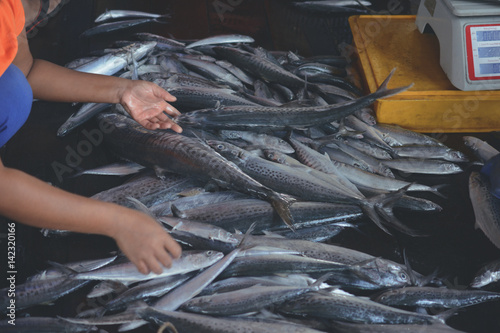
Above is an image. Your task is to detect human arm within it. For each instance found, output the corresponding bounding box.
[0,158,182,274]
[13,29,182,132]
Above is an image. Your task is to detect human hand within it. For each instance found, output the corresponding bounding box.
[111,209,182,275]
[119,80,183,133]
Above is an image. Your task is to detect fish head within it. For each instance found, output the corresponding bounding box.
[443,162,463,174]
[354,258,411,288]
[263,149,288,165]
[448,150,469,162]
[207,140,246,161]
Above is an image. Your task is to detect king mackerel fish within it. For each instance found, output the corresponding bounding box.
[175,69,412,131]
[98,113,295,228]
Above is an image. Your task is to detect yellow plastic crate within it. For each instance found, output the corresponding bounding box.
[349,15,500,133]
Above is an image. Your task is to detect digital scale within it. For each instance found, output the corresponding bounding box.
[416,0,500,91]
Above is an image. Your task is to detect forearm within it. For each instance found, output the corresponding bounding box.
[0,163,122,238]
[27,59,132,104]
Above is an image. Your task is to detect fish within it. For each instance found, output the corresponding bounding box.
[71,161,145,177]
[463,136,500,164]
[95,9,169,23]
[118,247,244,331]
[372,286,500,309]
[103,274,193,312]
[220,130,295,153]
[392,145,469,162]
[175,69,411,131]
[213,46,308,88]
[74,41,156,76]
[330,321,466,333]
[162,86,258,111]
[186,34,255,49]
[380,158,463,175]
[98,113,295,228]
[132,32,186,51]
[71,250,224,282]
[374,123,446,147]
[471,259,500,288]
[198,274,315,296]
[173,197,363,234]
[277,291,444,325]
[90,171,201,209]
[469,171,500,249]
[139,307,327,333]
[0,317,96,333]
[180,276,327,316]
[207,140,366,204]
[178,56,247,91]
[57,102,112,137]
[81,18,164,38]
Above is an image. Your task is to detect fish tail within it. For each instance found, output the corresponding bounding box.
[269,192,296,230]
[430,184,449,199]
[373,68,414,100]
[361,184,427,237]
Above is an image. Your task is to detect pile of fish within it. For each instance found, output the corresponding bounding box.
[3,22,500,332]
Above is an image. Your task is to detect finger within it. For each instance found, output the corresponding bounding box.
[139,119,160,130]
[135,260,150,275]
[155,249,173,269]
[158,121,183,133]
[165,237,182,259]
[147,257,164,275]
[157,87,177,103]
[165,103,181,117]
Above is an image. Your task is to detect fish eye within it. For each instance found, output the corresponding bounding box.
[217,144,225,149]
[206,251,214,255]
[399,272,408,281]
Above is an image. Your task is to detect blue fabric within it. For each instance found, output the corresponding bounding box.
[481,153,500,199]
[0,64,33,147]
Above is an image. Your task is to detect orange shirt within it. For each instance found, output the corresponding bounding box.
[0,0,25,76]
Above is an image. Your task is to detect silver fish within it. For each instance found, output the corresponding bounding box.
[278,291,442,325]
[186,34,255,49]
[98,113,295,229]
[372,286,500,309]
[72,250,224,282]
[0,317,96,333]
[464,136,500,164]
[381,158,463,175]
[74,41,156,76]
[471,259,500,288]
[469,171,500,249]
[139,307,326,333]
[57,102,112,137]
[180,278,326,316]
[220,130,295,154]
[176,69,411,131]
[95,9,168,23]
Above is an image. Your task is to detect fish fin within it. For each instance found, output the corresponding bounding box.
[46,261,79,275]
[361,184,425,236]
[373,186,429,237]
[433,307,461,324]
[430,184,449,199]
[269,192,296,231]
[126,197,159,220]
[402,248,418,286]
